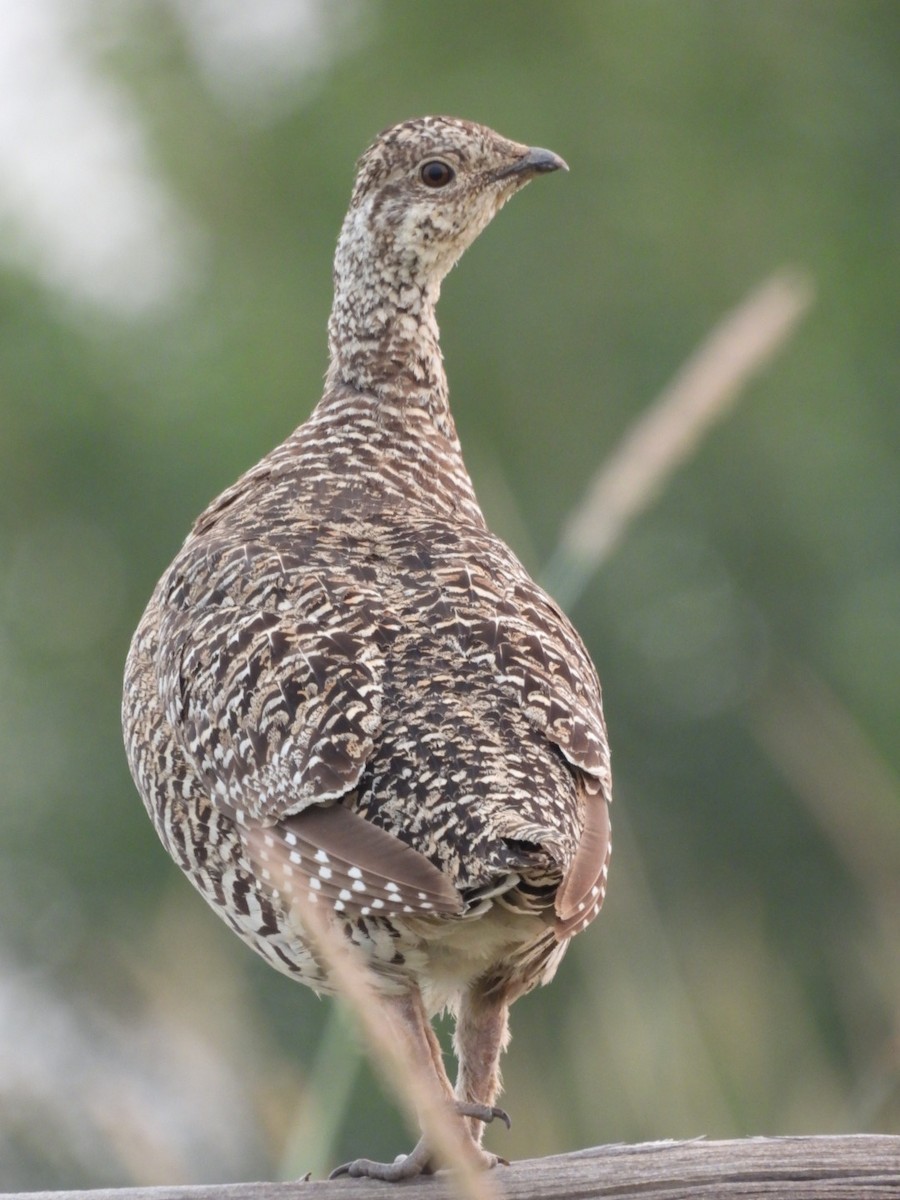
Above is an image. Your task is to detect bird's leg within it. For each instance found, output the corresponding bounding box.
[454,989,512,1147]
[330,988,502,1181]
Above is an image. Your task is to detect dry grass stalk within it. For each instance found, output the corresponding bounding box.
[545,269,814,605]
[290,887,501,1200]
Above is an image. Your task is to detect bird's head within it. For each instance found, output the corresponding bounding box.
[335,115,568,296]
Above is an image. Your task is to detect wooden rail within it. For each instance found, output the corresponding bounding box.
[8,1135,900,1199]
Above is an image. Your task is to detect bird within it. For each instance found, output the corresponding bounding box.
[122,115,612,1182]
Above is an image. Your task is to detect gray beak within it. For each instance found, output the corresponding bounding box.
[519,146,569,174]
[499,146,569,180]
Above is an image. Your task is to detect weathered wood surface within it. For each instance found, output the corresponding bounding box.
[7,1136,900,1199]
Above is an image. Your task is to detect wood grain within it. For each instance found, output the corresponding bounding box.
[9,1136,900,1200]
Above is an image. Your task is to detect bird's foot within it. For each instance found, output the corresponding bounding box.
[329,1101,511,1180]
[456,1100,511,1150]
[329,1137,433,1182]
[455,1101,511,1131]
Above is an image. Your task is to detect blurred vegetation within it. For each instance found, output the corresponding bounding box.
[1,0,898,1188]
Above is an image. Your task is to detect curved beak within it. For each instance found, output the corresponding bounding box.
[520,146,569,174]
[498,146,569,181]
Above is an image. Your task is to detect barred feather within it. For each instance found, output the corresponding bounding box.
[123,115,612,1017]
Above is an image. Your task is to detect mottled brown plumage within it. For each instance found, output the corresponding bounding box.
[123,115,612,1181]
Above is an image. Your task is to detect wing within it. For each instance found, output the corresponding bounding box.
[245,803,463,919]
[158,543,387,821]
[433,555,611,791]
[554,780,611,937]
[433,550,613,936]
[156,538,463,919]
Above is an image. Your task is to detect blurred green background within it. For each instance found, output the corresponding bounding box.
[1,0,898,1188]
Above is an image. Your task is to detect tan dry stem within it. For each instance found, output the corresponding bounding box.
[546,269,814,604]
[292,890,500,1200]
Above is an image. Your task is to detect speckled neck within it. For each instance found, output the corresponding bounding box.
[323,202,453,436]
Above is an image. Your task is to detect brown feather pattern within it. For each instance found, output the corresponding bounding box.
[123,115,612,1172]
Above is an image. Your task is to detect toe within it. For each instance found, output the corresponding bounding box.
[329,1136,433,1181]
[455,1100,512,1129]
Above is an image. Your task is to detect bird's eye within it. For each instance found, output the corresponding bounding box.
[419,160,455,188]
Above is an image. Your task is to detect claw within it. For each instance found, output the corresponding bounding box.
[328,1105,512,1180]
[329,1101,512,1180]
[455,1101,512,1130]
[330,1137,433,1181]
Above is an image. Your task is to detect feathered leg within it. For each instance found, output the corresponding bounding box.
[454,988,512,1147]
[331,987,506,1180]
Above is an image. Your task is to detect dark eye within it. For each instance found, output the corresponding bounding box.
[420,160,455,188]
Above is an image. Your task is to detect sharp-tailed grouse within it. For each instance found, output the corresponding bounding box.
[123,115,612,1181]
